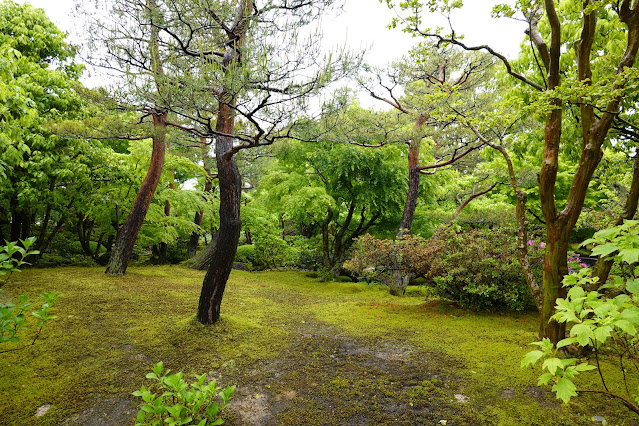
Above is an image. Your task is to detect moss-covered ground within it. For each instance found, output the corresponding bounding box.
[0,266,636,425]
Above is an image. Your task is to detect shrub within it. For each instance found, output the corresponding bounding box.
[424,226,537,311]
[346,234,432,295]
[133,361,235,426]
[234,244,256,269]
[347,227,538,310]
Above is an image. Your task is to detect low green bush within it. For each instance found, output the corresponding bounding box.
[234,245,256,270]
[133,361,235,426]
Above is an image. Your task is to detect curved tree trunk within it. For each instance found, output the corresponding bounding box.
[105,112,167,275]
[197,101,242,324]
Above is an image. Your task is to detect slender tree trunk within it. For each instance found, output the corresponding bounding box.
[158,148,175,263]
[106,112,167,275]
[397,141,420,238]
[188,139,215,258]
[189,228,219,270]
[10,195,22,242]
[539,222,569,342]
[197,102,242,324]
[188,211,204,258]
[321,208,333,268]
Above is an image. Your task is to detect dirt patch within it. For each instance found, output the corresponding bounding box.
[223,318,477,425]
[63,396,137,425]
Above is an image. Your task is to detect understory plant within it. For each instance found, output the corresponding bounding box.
[522,220,639,415]
[133,361,235,426]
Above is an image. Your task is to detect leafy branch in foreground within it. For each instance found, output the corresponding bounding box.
[0,236,40,287]
[0,292,57,353]
[522,220,639,415]
[0,237,57,354]
[133,361,235,426]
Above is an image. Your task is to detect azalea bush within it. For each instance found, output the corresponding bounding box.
[425,226,538,311]
[522,220,639,415]
[345,234,430,295]
[347,227,537,310]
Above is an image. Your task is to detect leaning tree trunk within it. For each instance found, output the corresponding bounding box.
[105,112,167,275]
[196,102,242,324]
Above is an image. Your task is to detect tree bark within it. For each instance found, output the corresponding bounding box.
[536,1,639,344]
[187,211,204,258]
[196,0,251,321]
[321,207,333,268]
[197,102,242,324]
[105,112,167,275]
[396,141,420,238]
[158,177,174,264]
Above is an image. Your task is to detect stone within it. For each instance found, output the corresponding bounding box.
[454,394,469,403]
[35,404,51,417]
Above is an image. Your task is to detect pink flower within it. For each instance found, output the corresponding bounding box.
[539,242,546,248]
[580,263,587,268]
[528,240,534,246]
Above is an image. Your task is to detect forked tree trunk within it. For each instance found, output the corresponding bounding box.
[197,102,242,324]
[105,112,167,275]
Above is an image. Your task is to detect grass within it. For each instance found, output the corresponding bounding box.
[0,266,636,425]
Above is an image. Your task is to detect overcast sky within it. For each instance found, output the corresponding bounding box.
[17,0,526,102]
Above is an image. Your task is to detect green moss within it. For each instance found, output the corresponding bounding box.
[1,267,636,425]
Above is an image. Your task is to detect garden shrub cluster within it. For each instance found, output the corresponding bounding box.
[234,236,322,271]
[347,226,538,311]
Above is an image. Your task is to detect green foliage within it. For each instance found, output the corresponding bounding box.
[0,236,39,284]
[133,361,235,426]
[234,245,257,270]
[0,291,57,350]
[0,237,56,352]
[523,221,639,412]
